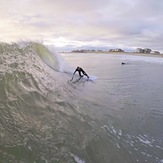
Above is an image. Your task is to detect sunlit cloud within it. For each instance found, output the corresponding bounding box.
[0,0,163,52]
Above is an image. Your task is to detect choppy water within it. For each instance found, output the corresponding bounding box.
[0,43,163,163]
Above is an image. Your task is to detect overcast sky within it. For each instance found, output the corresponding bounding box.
[0,0,163,52]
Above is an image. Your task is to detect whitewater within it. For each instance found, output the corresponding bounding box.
[0,42,163,163]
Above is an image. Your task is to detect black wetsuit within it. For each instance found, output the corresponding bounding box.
[73,67,89,79]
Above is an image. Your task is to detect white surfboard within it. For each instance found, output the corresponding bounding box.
[83,75,97,81]
[70,75,97,83]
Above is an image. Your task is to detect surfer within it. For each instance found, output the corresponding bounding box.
[71,66,89,80]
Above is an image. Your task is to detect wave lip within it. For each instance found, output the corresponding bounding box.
[32,42,59,71]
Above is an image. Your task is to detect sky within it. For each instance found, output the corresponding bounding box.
[0,0,163,52]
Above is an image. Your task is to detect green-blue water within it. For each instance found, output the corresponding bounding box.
[0,43,162,163]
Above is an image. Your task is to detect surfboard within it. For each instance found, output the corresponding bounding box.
[70,75,97,83]
[83,75,97,81]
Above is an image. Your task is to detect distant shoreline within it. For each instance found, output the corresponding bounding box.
[60,51,163,58]
[105,52,163,58]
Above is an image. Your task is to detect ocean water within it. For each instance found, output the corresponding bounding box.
[0,43,163,163]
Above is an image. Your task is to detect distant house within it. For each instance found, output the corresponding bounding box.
[135,48,151,53]
[151,51,160,54]
[72,49,87,53]
[97,50,104,52]
[109,49,114,52]
[135,48,144,53]
[144,48,151,54]
[109,49,124,52]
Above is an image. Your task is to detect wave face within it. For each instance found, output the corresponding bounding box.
[32,42,59,71]
[0,42,87,162]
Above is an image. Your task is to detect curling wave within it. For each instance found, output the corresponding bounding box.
[0,42,88,162]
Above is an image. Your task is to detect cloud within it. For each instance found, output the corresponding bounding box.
[0,0,163,52]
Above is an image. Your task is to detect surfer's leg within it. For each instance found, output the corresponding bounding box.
[79,71,83,78]
[83,72,89,79]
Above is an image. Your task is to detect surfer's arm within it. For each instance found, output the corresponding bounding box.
[70,69,77,81]
[73,69,77,75]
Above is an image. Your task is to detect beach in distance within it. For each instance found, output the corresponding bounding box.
[61,51,163,58]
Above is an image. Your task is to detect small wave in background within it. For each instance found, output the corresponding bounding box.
[120,54,163,64]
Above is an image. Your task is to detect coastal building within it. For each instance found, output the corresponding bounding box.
[72,49,87,53]
[135,48,144,53]
[97,50,104,52]
[144,48,151,53]
[151,51,160,54]
[71,49,98,53]
[135,48,151,54]
[109,49,124,52]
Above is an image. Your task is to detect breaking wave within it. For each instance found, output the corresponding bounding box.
[0,42,88,162]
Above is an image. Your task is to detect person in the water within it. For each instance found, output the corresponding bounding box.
[73,66,89,79]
